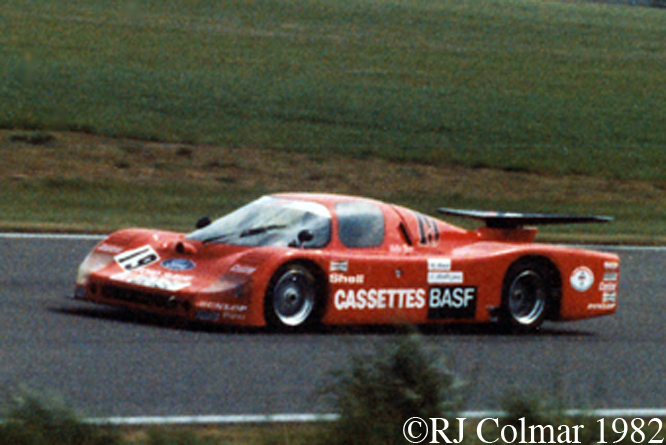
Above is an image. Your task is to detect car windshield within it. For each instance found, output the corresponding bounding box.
[186,196,332,248]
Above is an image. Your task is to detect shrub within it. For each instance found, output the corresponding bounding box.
[319,330,462,445]
[0,390,119,445]
[497,391,604,445]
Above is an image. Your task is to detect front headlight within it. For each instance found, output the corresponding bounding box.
[76,251,114,286]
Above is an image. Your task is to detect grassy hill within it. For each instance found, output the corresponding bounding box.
[1,0,664,241]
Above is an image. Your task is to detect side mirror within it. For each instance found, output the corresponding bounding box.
[297,230,314,246]
[195,216,212,229]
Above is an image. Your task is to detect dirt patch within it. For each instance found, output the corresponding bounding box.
[3,129,661,208]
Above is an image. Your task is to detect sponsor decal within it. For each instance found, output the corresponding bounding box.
[114,245,160,271]
[330,273,365,285]
[587,302,616,310]
[428,286,477,319]
[390,244,412,253]
[599,282,617,292]
[195,302,248,322]
[96,243,124,254]
[161,258,196,271]
[428,258,451,271]
[196,301,248,312]
[111,268,193,291]
[330,260,349,272]
[603,291,617,303]
[334,288,426,310]
[603,272,619,282]
[604,261,620,270]
[230,264,257,275]
[428,271,464,285]
[570,266,594,292]
[427,258,462,284]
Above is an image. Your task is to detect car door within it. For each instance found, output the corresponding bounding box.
[324,200,428,325]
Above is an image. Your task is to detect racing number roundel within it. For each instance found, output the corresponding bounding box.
[570,266,594,292]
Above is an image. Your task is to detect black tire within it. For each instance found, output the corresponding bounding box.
[264,264,321,331]
[500,259,552,332]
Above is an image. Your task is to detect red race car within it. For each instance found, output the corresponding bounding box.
[74,193,619,332]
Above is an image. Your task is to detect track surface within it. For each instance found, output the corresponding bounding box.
[0,236,664,417]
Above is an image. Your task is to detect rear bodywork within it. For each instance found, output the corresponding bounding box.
[74,193,619,330]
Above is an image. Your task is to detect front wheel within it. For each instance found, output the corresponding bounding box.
[265,264,320,330]
[501,260,552,332]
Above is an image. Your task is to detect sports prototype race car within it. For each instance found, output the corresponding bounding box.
[74,193,619,332]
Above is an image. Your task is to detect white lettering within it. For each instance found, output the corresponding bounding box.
[333,288,426,311]
[475,417,583,444]
[428,271,464,284]
[346,289,356,309]
[111,269,192,291]
[356,289,367,310]
[404,289,413,307]
[429,287,476,309]
[430,418,452,443]
[197,301,248,312]
[428,258,452,271]
[501,424,518,443]
[329,273,365,284]
[477,418,499,444]
[377,289,387,309]
[599,282,617,292]
[114,245,160,271]
[416,288,426,308]
[430,417,465,444]
[334,289,345,310]
[604,261,619,270]
[368,289,377,309]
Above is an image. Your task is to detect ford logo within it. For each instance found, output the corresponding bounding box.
[161,259,196,271]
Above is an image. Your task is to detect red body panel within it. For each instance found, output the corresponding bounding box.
[74,193,619,329]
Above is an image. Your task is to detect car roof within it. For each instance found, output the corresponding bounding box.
[271,192,385,208]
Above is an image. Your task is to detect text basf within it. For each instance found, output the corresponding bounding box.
[428,286,477,319]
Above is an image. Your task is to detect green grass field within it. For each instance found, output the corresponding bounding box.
[1,0,665,241]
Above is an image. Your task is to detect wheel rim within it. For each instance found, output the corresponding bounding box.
[507,270,547,326]
[272,270,315,327]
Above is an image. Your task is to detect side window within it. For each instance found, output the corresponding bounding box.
[336,201,385,248]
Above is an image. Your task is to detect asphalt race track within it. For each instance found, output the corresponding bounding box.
[0,235,664,418]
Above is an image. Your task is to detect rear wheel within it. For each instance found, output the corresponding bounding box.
[501,259,552,332]
[265,264,320,330]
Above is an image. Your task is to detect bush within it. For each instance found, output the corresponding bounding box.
[320,330,462,445]
[0,390,119,445]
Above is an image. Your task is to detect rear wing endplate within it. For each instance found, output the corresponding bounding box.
[437,208,613,230]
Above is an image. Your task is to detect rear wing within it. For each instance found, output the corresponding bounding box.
[437,208,613,230]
